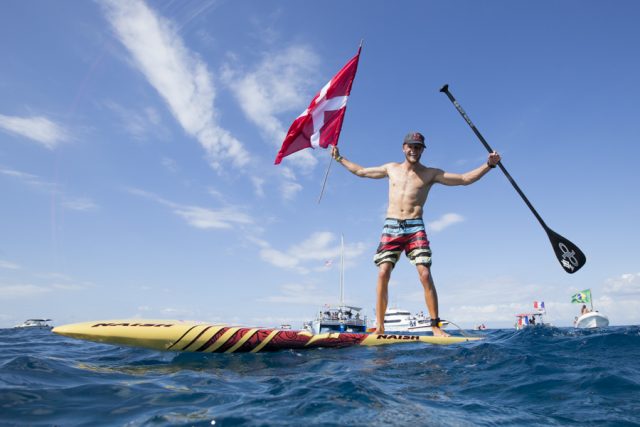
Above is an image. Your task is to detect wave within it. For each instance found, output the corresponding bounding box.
[0,326,638,426]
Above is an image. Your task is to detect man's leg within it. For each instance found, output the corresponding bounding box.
[416,264,449,337]
[375,262,393,334]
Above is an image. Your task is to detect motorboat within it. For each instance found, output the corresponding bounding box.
[303,235,368,334]
[305,305,367,334]
[376,308,449,333]
[514,312,548,330]
[571,289,609,329]
[515,300,550,330]
[574,311,609,328]
[14,319,53,329]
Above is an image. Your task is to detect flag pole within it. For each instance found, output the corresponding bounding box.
[317,149,334,204]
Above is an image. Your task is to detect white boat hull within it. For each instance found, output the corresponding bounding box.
[386,323,450,333]
[382,310,449,334]
[574,312,609,329]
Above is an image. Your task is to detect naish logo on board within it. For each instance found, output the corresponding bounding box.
[376,334,420,341]
[91,322,174,328]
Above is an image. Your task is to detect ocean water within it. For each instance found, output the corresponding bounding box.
[1,326,639,427]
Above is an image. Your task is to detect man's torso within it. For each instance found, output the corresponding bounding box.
[385,162,439,219]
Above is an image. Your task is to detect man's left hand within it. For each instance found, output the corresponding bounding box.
[488,151,501,167]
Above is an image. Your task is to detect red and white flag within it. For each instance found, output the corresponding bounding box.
[274,47,361,165]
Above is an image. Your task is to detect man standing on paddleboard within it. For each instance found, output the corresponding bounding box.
[332,132,500,337]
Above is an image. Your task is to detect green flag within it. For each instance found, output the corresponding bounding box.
[571,289,591,304]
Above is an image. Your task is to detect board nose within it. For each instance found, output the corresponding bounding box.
[52,324,74,337]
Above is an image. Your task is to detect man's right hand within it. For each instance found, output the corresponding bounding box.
[331,145,341,160]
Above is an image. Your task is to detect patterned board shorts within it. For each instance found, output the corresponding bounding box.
[373,218,432,267]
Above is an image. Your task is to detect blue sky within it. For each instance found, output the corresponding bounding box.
[1,0,639,329]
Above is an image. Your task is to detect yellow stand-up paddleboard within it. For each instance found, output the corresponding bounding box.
[53,319,482,353]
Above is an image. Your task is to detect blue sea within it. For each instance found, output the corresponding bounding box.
[1,326,639,427]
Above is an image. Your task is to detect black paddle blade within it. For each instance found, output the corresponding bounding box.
[545,228,586,274]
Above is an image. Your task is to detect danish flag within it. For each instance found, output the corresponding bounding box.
[274,47,361,165]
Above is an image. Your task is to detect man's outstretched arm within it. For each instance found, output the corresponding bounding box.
[435,152,501,186]
[332,145,388,179]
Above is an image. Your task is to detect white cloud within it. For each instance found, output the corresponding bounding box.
[290,232,337,261]
[1,167,98,212]
[104,102,166,141]
[160,307,195,317]
[35,272,73,281]
[262,282,334,305]
[275,165,305,201]
[161,157,179,173]
[428,213,465,232]
[0,260,20,270]
[0,284,51,299]
[446,302,525,325]
[0,167,55,190]
[51,283,91,291]
[27,272,94,293]
[0,114,69,149]
[128,188,253,230]
[603,272,640,295]
[257,231,367,274]
[174,205,252,230]
[251,177,265,198]
[61,198,98,212]
[259,248,300,270]
[101,0,249,169]
[279,179,303,200]
[221,45,320,150]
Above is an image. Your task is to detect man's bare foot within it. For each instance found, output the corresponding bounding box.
[373,328,385,335]
[432,326,450,337]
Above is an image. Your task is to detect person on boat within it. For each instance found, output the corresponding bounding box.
[332,132,500,337]
[581,304,589,315]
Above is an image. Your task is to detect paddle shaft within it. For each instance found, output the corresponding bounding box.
[439,84,549,231]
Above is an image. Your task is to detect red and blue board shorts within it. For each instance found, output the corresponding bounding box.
[373,218,432,267]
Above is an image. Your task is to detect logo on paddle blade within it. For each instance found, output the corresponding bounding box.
[558,242,578,272]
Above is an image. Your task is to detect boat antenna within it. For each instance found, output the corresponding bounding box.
[339,233,345,306]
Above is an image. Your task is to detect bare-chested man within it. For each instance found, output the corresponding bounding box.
[332,131,501,337]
